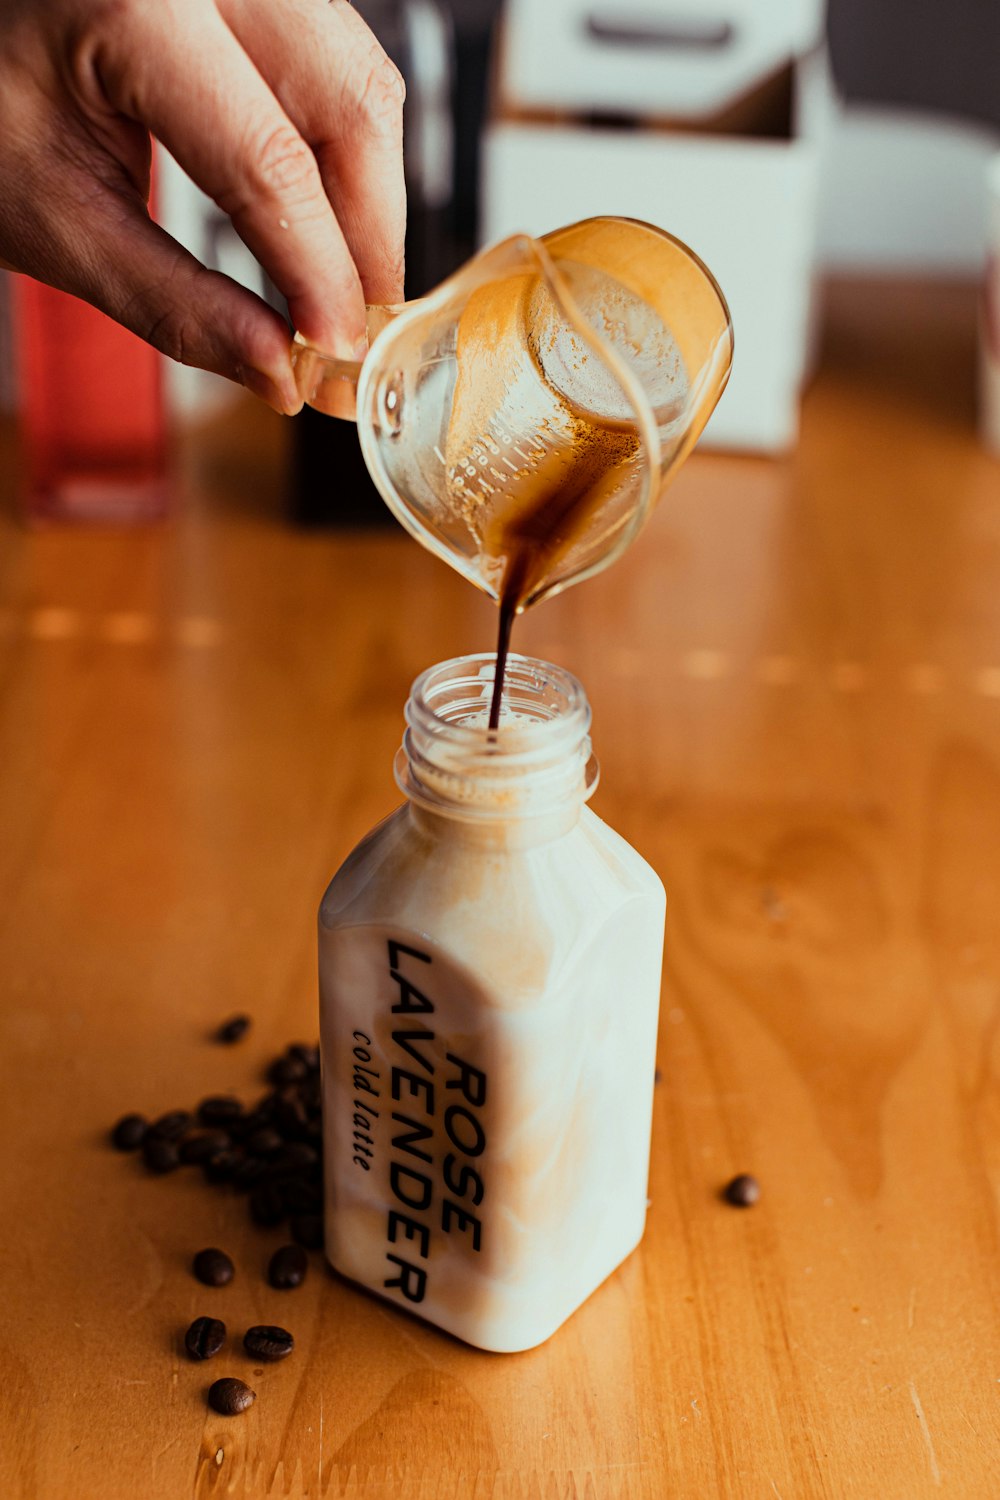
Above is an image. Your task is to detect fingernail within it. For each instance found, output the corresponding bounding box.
[238,364,302,417]
[320,331,367,364]
[295,317,368,366]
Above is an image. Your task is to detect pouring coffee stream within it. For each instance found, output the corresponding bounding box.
[291,216,734,729]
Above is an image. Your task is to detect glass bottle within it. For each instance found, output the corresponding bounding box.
[15,275,169,524]
[319,653,665,1352]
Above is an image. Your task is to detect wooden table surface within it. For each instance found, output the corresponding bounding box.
[2,281,999,1500]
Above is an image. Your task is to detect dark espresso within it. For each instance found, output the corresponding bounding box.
[444,266,642,730]
[484,417,639,730]
[488,598,517,732]
[488,554,528,731]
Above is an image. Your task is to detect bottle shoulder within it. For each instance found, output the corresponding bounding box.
[319,803,664,998]
[319,804,412,928]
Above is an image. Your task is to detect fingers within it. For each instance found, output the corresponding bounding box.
[60,190,302,412]
[0,48,301,410]
[222,0,407,307]
[93,0,369,358]
[83,204,304,413]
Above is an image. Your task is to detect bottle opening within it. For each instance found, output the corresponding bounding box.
[395,653,600,821]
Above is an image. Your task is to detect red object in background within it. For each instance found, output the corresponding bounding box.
[15,276,169,523]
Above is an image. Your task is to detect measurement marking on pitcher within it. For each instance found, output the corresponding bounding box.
[501,458,518,472]
[433,444,446,466]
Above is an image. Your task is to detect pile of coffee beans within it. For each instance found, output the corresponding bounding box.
[109,1038,324,1250]
[109,1024,320,1417]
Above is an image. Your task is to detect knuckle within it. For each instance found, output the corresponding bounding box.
[252,123,320,201]
[142,307,194,366]
[353,56,406,133]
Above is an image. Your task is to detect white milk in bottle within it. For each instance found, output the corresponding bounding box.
[319,652,665,1352]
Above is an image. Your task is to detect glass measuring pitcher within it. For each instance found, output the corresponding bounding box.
[291,217,732,611]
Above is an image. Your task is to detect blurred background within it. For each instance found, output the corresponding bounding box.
[1,0,998,522]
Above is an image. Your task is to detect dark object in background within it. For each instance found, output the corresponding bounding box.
[292,0,484,528]
[828,0,1000,131]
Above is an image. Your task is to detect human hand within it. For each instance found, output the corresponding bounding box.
[0,0,406,412]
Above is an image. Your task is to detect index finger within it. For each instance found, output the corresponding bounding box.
[223,0,407,306]
[95,0,368,357]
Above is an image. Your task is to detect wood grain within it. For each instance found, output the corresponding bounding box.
[2,279,1000,1499]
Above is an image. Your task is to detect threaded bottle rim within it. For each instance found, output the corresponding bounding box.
[394,653,599,822]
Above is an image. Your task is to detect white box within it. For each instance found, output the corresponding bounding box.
[483,55,827,451]
[499,0,825,122]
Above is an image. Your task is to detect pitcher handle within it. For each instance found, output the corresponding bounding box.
[290,304,411,421]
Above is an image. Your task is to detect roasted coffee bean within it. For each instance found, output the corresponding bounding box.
[282,1179,323,1215]
[232,1156,267,1191]
[272,1094,308,1138]
[235,1109,272,1141]
[283,1142,318,1170]
[197,1096,244,1128]
[268,1244,308,1290]
[266,1144,318,1181]
[149,1110,193,1141]
[249,1183,286,1228]
[192,1248,235,1287]
[298,1077,322,1113]
[208,1376,255,1415]
[722,1173,761,1208]
[184,1316,226,1361]
[203,1150,241,1184]
[247,1127,284,1157]
[290,1213,324,1251]
[288,1043,320,1073]
[111,1114,148,1151]
[143,1136,180,1174]
[243,1324,294,1362]
[180,1131,232,1165]
[267,1055,307,1088]
[216,1014,251,1044]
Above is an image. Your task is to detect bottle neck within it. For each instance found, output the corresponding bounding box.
[395,653,599,849]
